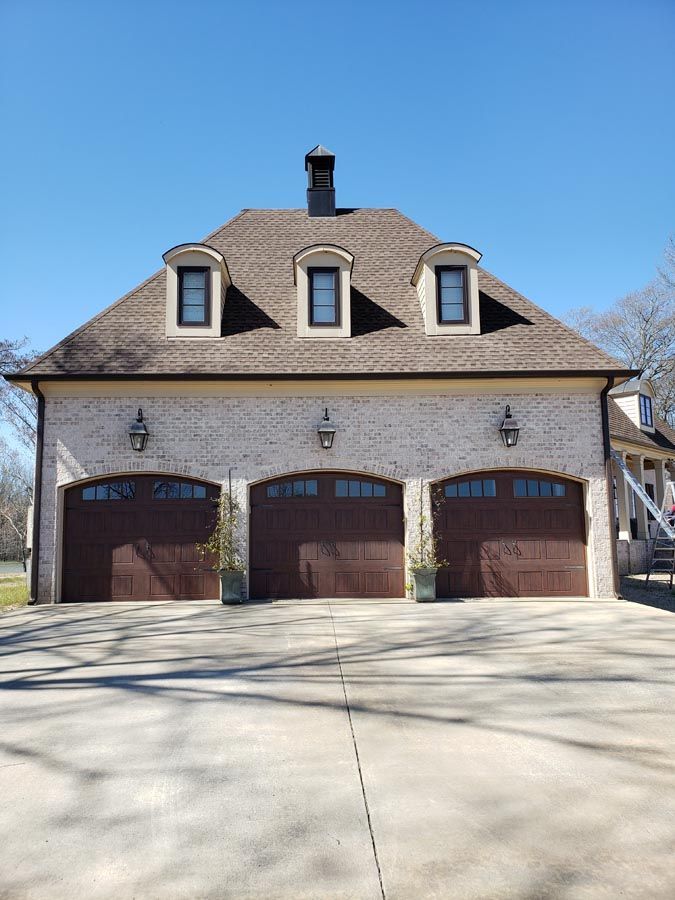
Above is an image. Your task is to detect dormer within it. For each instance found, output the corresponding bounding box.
[293,244,354,339]
[162,243,231,339]
[412,243,482,336]
[609,378,656,434]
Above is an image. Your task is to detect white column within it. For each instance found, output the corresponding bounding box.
[628,454,649,540]
[654,459,668,510]
[615,454,632,542]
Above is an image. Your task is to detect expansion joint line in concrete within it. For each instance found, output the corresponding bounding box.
[326,600,386,900]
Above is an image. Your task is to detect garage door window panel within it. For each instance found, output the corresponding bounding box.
[335,479,387,498]
[82,481,135,501]
[514,478,566,498]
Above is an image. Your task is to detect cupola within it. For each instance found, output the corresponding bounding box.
[305,145,336,217]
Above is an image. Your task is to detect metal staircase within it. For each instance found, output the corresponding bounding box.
[611,450,675,588]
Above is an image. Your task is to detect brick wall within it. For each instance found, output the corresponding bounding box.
[36,389,616,601]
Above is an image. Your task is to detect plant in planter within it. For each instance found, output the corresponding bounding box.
[197,487,245,604]
[407,482,446,602]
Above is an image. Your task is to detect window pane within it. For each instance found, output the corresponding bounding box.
[440,286,463,303]
[279,482,293,498]
[180,482,193,499]
[305,480,318,496]
[527,480,539,497]
[349,480,360,497]
[483,479,496,497]
[539,481,552,497]
[373,484,386,497]
[267,485,279,498]
[440,269,463,287]
[440,301,465,322]
[458,481,470,497]
[445,484,457,498]
[293,480,305,497]
[193,485,206,499]
[313,272,335,289]
[361,481,373,497]
[181,305,205,322]
[82,486,96,500]
[182,288,205,305]
[336,480,348,497]
[312,290,335,306]
[514,479,527,497]
[470,480,483,497]
[182,271,205,288]
[552,483,566,497]
[95,484,109,500]
[312,305,336,323]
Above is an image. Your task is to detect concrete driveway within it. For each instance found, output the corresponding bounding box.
[1,600,674,899]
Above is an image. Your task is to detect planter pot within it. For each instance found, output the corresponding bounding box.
[411,567,438,602]
[219,570,244,604]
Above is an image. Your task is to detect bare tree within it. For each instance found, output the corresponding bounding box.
[564,242,675,426]
[0,438,32,569]
[0,338,38,449]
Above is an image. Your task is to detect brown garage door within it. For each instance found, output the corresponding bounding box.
[63,475,219,601]
[250,472,404,599]
[434,470,588,598]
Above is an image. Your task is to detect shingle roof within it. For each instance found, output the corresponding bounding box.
[17,207,630,379]
[608,398,675,456]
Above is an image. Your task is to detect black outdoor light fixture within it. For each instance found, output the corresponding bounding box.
[499,405,520,447]
[317,408,336,450]
[128,408,149,452]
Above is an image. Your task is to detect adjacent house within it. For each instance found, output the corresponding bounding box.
[608,379,675,573]
[8,147,638,604]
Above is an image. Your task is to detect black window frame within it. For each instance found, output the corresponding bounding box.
[308,266,340,327]
[435,265,469,325]
[639,394,654,428]
[178,266,211,327]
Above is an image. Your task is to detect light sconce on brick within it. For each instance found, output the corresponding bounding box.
[128,408,149,452]
[318,408,336,449]
[499,405,520,447]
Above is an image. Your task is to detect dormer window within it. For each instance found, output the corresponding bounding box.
[412,243,482,336]
[436,266,468,324]
[162,243,231,339]
[640,394,653,428]
[293,244,354,338]
[309,268,339,325]
[178,267,210,325]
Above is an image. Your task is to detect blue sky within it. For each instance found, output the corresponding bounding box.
[0,0,673,356]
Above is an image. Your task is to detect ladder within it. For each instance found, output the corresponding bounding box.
[610,450,675,587]
[645,480,675,588]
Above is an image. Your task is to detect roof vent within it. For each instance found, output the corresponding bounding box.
[305,145,335,217]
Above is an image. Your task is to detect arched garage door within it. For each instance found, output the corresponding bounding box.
[63,475,219,601]
[433,470,588,598]
[250,472,404,599]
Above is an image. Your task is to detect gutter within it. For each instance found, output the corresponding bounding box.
[601,376,621,598]
[5,368,640,385]
[28,379,45,605]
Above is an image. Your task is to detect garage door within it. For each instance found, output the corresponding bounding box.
[250,472,404,599]
[63,475,219,601]
[434,470,587,598]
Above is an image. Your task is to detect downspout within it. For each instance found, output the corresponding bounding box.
[28,379,45,605]
[600,376,620,598]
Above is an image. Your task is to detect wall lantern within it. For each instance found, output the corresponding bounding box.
[317,408,336,450]
[128,408,149,452]
[499,405,520,447]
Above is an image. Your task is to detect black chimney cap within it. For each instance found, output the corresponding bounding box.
[304,144,335,169]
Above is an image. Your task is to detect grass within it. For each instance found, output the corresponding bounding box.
[0,575,29,612]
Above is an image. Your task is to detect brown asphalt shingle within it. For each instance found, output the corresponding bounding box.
[18,208,628,378]
[608,399,675,455]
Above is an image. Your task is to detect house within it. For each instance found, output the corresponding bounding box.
[8,146,638,604]
[608,379,675,573]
